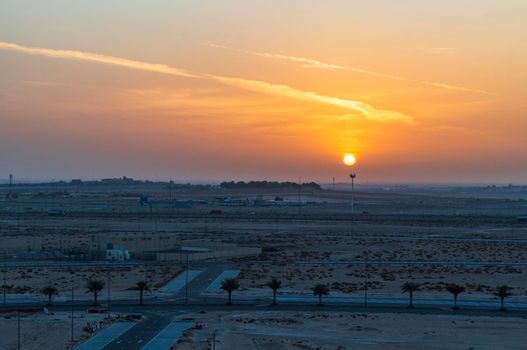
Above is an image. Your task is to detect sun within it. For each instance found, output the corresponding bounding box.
[343,154,356,166]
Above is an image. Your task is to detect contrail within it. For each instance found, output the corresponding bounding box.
[0,41,196,78]
[0,40,412,123]
[206,75,412,123]
[206,43,491,95]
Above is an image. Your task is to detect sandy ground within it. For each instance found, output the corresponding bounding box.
[2,265,182,300]
[0,311,122,350]
[174,311,527,350]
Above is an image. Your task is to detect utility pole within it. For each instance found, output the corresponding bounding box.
[298,176,302,215]
[107,271,111,317]
[185,254,189,305]
[71,287,74,345]
[212,329,216,350]
[350,173,357,214]
[364,251,368,308]
[17,310,20,350]
[3,252,6,305]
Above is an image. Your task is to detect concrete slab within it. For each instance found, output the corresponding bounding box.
[159,270,202,293]
[204,270,240,293]
[75,322,136,350]
[141,321,193,350]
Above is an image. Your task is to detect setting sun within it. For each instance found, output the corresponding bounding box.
[343,154,357,167]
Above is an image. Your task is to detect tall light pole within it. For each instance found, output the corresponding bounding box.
[3,252,7,305]
[343,154,357,214]
[17,310,21,350]
[71,287,74,345]
[364,250,368,308]
[298,176,302,215]
[350,173,357,214]
[107,271,111,317]
[185,253,189,305]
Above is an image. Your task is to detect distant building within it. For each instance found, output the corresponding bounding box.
[155,240,261,262]
[106,245,130,261]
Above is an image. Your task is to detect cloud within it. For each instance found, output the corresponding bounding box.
[207,75,413,122]
[0,40,412,123]
[206,43,491,95]
[0,41,196,78]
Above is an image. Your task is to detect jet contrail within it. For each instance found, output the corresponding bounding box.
[206,74,412,123]
[206,43,491,95]
[0,41,196,78]
[0,40,412,123]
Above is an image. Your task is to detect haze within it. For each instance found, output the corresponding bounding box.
[1,0,526,183]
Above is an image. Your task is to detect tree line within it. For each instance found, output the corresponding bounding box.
[36,278,515,312]
[220,181,321,190]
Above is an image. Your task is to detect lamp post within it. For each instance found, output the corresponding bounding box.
[17,310,21,350]
[185,254,189,305]
[107,271,111,317]
[343,154,357,215]
[71,287,74,345]
[364,250,368,308]
[350,173,356,214]
[3,252,7,305]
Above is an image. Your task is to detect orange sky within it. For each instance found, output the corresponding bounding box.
[0,1,526,183]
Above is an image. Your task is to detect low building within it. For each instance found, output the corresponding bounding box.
[155,240,261,262]
[106,246,131,261]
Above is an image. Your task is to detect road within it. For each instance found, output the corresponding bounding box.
[101,313,176,350]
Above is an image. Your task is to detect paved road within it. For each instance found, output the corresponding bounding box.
[169,264,228,303]
[141,321,193,350]
[159,270,202,293]
[345,234,527,244]
[297,260,527,267]
[77,322,136,350]
[102,313,175,350]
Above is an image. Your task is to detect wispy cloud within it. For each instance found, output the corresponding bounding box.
[0,41,196,78]
[0,40,412,123]
[206,43,491,95]
[206,75,413,123]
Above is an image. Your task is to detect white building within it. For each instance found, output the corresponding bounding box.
[106,246,131,261]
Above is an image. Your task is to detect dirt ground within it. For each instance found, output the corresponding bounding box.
[174,311,527,350]
[2,265,182,296]
[0,311,120,350]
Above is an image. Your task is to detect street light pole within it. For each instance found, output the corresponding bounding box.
[71,287,74,345]
[185,254,189,305]
[298,176,302,215]
[17,310,21,350]
[364,251,368,308]
[107,271,111,317]
[3,252,7,305]
[350,173,356,214]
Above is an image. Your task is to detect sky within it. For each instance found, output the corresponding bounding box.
[0,0,526,184]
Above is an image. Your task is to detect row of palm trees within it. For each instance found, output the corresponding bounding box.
[39,277,516,311]
[400,281,514,311]
[220,278,515,311]
[40,279,151,306]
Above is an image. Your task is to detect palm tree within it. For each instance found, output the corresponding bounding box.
[40,285,59,306]
[312,283,330,306]
[220,277,240,305]
[445,284,465,310]
[401,282,420,308]
[494,285,513,311]
[133,280,150,305]
[85,279,105,306]
[267,277,282,305]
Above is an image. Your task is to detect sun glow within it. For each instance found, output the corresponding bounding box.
[343,154,357,166]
